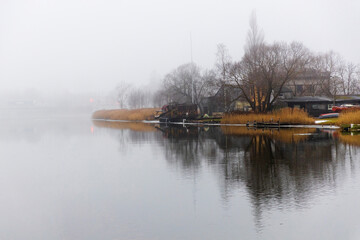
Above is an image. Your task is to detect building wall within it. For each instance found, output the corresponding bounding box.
[285,71,330,97]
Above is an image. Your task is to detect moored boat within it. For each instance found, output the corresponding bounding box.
[332,104,360,112]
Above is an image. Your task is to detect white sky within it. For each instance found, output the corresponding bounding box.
[1,0,359,94]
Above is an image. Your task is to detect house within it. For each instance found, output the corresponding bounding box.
[278,86,294,99]
[202,85,250,115]
[282,96,334,117]
[335,95,360,105]
[285,70,330,97]
[282,96,360,117]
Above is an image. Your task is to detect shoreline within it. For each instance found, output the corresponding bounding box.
[92,118,340,129]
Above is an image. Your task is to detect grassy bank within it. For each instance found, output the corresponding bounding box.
[92,108,159,121]
[221,108,315,125]
[336,110,360,125]
[317,110,360,126]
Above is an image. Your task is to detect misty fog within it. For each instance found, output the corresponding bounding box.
[2,2,360,239]
[1,0,360,112]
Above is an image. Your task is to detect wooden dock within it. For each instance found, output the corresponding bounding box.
[246,121,281,128]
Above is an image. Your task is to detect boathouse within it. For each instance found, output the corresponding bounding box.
[282,96,360,117]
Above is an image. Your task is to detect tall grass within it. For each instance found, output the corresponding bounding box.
[221,108,314,125]
[336,110,360,125]
[92,108,159,121]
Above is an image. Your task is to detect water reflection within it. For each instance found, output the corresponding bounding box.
[94,121,360,229]
[222,128,342,225]
[338,132,360,146]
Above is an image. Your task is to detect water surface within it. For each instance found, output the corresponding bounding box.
[1,111,360,240]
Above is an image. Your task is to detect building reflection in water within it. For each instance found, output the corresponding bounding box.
[94,121,360,228]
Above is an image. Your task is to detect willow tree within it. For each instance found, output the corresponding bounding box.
[226,15,311,112]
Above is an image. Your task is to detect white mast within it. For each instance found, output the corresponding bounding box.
[190,32,194,104]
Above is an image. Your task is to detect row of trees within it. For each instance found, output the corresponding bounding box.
[114,82,156,109]
[160,14,360,112]
[111,14,359,112]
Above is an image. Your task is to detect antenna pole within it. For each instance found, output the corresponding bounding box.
[190,32,193,63]
[190,32,194,104]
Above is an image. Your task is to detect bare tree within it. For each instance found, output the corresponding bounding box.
[163,63,217,112]
[317,51,343,100]
[245,11,265,53]
[214,44,239,111]
[338,62,360,95]
[127,88,146,109]
[116,81,131,108]
[215,43,232,84]
[303,51,360,100]
[226,41,310,112]
[152,89,169,108]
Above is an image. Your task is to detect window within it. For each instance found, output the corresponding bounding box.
[307,85,315,94]
[296,85,303,94]
[312,104,326,110]
[328,104,334,110]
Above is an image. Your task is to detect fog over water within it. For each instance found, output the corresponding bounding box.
[1,112,360,239]
[1,0,360,97]
[1,1,360,239]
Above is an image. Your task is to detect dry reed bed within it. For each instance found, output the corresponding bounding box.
[93,120,156,132]
[221,126,316,143]
[336,110,360,125]
[92,108,159,121]
[221,108,315,125]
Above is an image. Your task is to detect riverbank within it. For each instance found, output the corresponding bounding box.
[313,110,360,130]
[92,108,159,121]
[92,107,360,129]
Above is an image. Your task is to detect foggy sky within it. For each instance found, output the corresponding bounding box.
[1,0,359,95]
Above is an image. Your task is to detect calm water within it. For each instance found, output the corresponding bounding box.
[1,110,360,240]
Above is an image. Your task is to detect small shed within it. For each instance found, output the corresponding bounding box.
[283,96,333,117]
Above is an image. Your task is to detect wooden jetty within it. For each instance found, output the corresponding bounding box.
[246,120,281,128]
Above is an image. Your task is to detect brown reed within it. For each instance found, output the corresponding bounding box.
[221,108,315,125]
[336,109,360,125]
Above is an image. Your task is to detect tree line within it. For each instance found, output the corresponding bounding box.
[116,14,360,113]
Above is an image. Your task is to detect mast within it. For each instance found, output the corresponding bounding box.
[190,32,194,104]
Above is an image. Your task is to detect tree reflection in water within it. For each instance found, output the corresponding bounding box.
[94,121,360,228]
[154,125,356,226]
